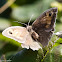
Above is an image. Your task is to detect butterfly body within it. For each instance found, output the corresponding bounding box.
[27,26,39,41]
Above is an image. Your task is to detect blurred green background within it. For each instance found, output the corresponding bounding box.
[0,0,62,62]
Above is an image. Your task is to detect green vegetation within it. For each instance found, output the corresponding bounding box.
[0,0,62,62]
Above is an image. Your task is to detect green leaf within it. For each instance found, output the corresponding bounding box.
[11,49,38,62]
[10,48,44,62]
[56,38,62,44]
[0,18,11,30]
[55,23,62,32]
[1,43,19,54]
[0,33,21,47]
[42,45,62,62]
[11,0,54,22]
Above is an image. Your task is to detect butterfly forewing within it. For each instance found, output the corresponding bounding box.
[2,26,29,43]
[32,7,58,47]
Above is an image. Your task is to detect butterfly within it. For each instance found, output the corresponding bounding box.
[2,7,58,51]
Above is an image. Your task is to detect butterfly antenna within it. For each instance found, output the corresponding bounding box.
[28,14,34,26]
[14,21,27,27]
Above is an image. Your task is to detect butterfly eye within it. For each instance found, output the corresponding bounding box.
[49,13,52,16]
[9,31,13,34]
[28,28,31,32]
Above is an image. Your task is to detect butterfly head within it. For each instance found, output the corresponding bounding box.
[27,26,32,33]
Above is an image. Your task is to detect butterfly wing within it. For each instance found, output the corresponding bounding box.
[2,26,29,43]
[2,26,42,50]
[32,7,58,47]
